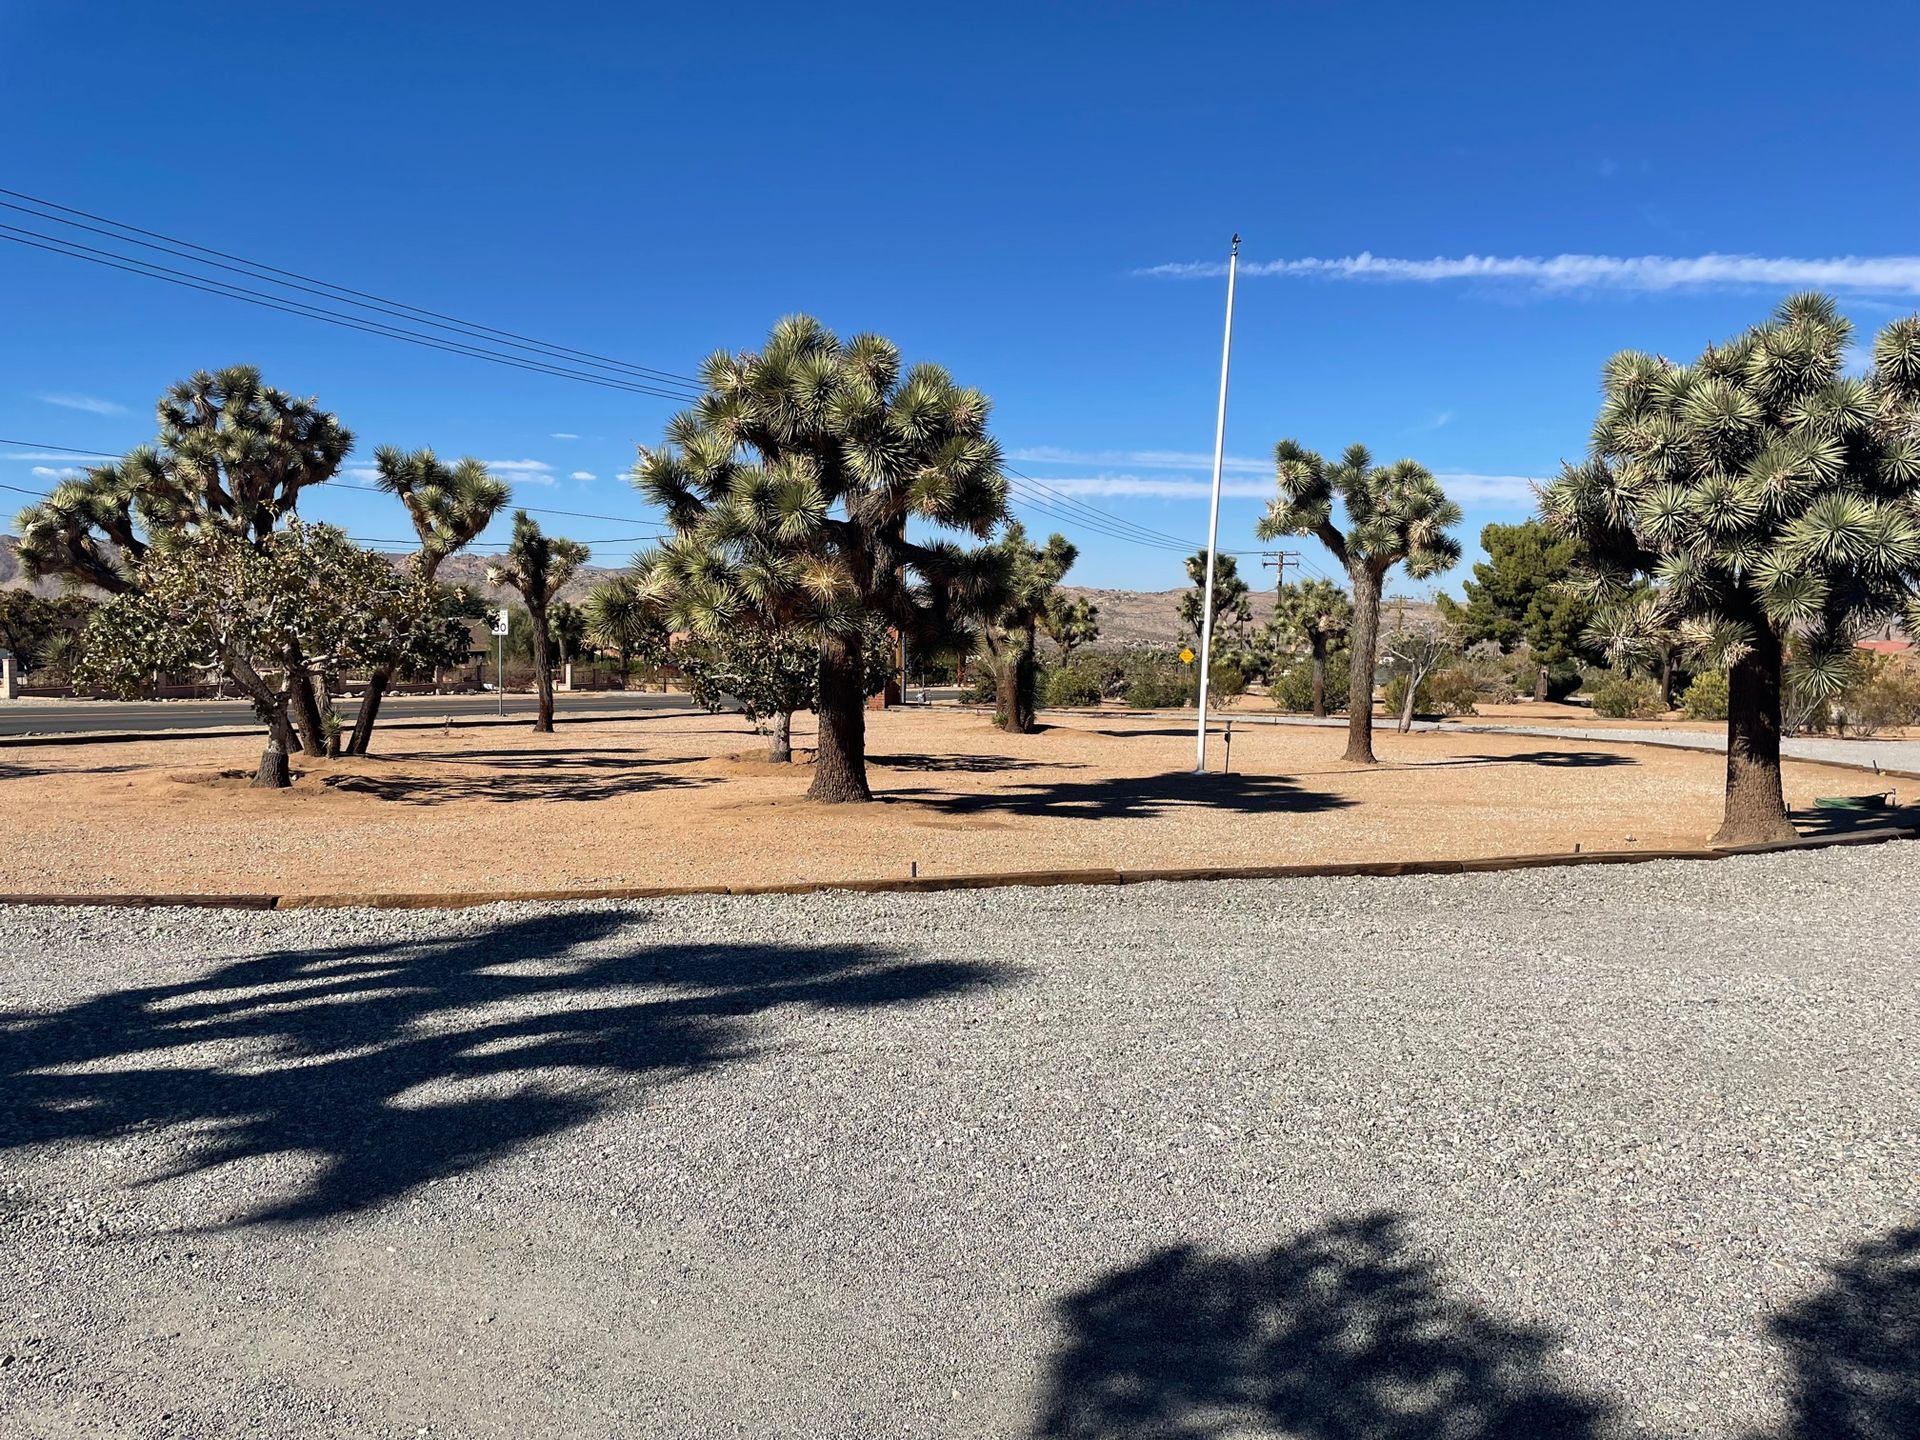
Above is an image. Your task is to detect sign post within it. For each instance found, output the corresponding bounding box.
[491,607,510,717]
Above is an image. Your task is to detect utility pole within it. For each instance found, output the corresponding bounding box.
[1193,233,1241,775]
[1260,550,1300,591]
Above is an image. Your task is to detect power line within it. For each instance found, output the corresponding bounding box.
[0,227,704,404]
[0,187,705,392]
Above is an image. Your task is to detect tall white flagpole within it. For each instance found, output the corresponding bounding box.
[1193,233,1240,774]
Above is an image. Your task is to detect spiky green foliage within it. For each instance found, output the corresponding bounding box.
[1264,579,1353,718]
[1541,294,1920,840]
[582,574,670,686]
[1041,592,1100,661]
[488,512,590,732]
[1178,550,1254,649]
[630,315,1007,800]
[0,592,95,674]
[1256,442,1461,760]
[14,366,352,594]
[977,522,1078,732]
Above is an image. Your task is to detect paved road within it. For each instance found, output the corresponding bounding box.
[2,844,1914,1437]
[0,689,697,738]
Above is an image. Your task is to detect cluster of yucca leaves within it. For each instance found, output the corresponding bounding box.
[1542,294,1920,698]
[15,366,352,594]
[1259,442,1464,581]
[629,315,1006,645]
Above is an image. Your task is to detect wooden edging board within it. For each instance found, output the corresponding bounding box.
[0,825,1910,913]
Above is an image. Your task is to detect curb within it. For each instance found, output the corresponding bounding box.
[2,825,1911,913]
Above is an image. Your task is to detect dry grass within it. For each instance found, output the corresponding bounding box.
[0,707,1900,897]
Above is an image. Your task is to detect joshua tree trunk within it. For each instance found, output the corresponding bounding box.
[529,599,556,732]
[1533,663,1549,702]
[999,642,1037,735]
[767,709,793,763]
[808,628,871,802]
[1659,649,1676,709]
[619,643,633,691]
[1344,567,1383,764]
[1712,623,1795,846]
[345,665,390,756]
[1398,670,1419,733]
[1310,637,1328,718]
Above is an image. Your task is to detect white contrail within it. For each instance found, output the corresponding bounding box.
[1137,251,1920,294]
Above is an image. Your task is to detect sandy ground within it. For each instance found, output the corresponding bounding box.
[0,708,1904,898]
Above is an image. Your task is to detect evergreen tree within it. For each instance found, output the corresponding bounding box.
[1438,521,1591,700]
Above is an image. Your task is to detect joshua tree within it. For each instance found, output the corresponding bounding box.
[583,574,668,690]
[488,512,589,733]
[633,315,1006,802]
[346,447,509,754]
[1265,579,1353,717]
[550,600,588,670]
[13,365,352,754]
[977,522,1078,733]
[1178,550,1254,651]
[1258,443,1461,763]
[1543,293,1920,844]
[1041,591,1100,662]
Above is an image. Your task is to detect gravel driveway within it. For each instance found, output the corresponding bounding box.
[3,846,1916,1438]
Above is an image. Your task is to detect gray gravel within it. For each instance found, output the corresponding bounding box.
[3,845,1917,1438]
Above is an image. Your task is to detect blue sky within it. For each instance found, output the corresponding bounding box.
[3,0,1915,593]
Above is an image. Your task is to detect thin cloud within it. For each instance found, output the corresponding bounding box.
[569,470,596,481]
[1137,251,1920,295]
[38,392,128,415]
[484,458,557,486]
[1012,445,1269,475]
[550,432,580,440]
[4,451,113,463]
[30,465,81,480]
[1030,471,1542,505]
[344,467,382,482]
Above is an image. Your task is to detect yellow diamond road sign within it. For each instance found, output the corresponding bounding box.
[1179,647,1195,665]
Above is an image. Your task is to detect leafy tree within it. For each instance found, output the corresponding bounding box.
[1265,579,1352,717]
[487,512,589,733]
[633,315,1006,802]
[678,617,895,762]
[583,574,669,690]
[1542,293,1920,843]
[1437,521,1592,700]
[0,591,94,674]
[1381,610,1460,733]
[13,366,353,753]
[977,522,1078,733]
[1257,442,1462,763]
[76,522,435,787]
[1178,550,1254,651]
[1041,591,1100,662]
[346,448,509,754]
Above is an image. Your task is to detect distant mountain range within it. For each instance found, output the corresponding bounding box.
[2,536,1439,649]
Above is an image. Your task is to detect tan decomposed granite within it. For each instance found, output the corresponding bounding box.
[0,707,1906,898]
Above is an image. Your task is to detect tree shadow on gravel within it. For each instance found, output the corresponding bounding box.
[1034,1213,1920,1440]
[320,751,710,804]
[0,911,1009,1226]
[904,769,1353,821]
[1034,1212,1615,1439]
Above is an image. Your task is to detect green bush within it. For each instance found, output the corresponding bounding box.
[1268,655,1349,714]
[1587,671,1664,720]
[1124,657,1193,708]
[1838,653,1920,735]
[1679,670,1729,721]
[1382,665,1478,720]
[1044,661,1105,708]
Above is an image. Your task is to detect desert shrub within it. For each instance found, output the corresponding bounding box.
[1208,659,1248,708]
[1044,660,1106,708]
[1268,652,1350,714]
[962,667,996,705]
[1679,670,1729,721]
[1587,671,1663,720]
[1383,665,1479,719]
[1124,654,1193,708]
[1835,653,1920,736]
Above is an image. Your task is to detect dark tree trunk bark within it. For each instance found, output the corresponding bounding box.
[1310,637,1328,718]
[1712,624,1795,846]
[1398,668,1419,733]
[224,652,297,789]
[1659,649,1676,710]
[286,660,328,758]
[1533,663,1549,703]
[346,666,390,757]
[619,644,632,691]
[808,629,871,802]
[1344,569,1383,764]
[529,599,555,732]
[767,710,793,764]
[1001,648,1037,734]
[252,734,292,789]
